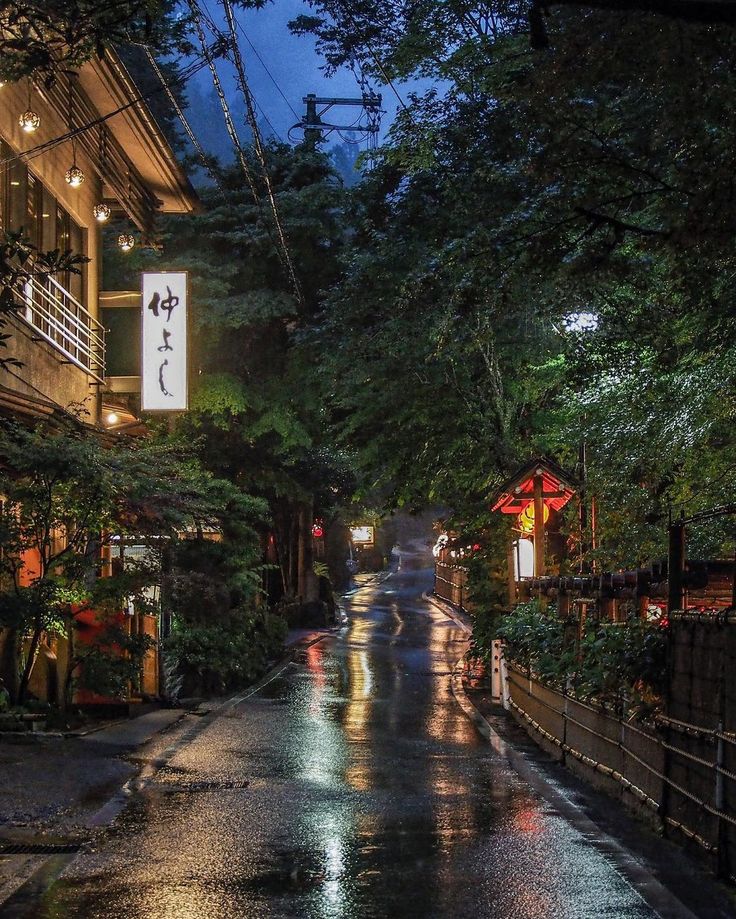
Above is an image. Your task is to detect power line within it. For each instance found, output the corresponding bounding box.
[198,0,287,143]
[188,0,304,306]
[218,0,304,308]
[187,0,261,206]
[143,47,227,198]
[235,21,300,122]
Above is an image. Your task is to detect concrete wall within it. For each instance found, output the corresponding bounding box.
[4,313,95,411]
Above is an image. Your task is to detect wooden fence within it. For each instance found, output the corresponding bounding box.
[507,630,736,880]
[434,562,469,610]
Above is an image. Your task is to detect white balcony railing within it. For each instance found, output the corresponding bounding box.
[21,275,106,383]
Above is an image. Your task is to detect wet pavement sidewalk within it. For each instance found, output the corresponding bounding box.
[0,708,187,839]
[0,627,336,846]
[0,707,188,904]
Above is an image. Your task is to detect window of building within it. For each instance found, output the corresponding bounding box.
[26,172,42,249]
[0,139,87,302]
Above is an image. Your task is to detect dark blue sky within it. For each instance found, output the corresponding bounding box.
[186,0,407,156]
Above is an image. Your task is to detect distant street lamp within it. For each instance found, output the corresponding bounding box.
[563,311,599,333]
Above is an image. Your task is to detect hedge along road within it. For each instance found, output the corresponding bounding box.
[23,545,724,918]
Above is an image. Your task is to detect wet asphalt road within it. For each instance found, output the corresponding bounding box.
[34,549,665,919]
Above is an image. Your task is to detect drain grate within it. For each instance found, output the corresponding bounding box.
[162,779,250,792]
[0,843,83,855]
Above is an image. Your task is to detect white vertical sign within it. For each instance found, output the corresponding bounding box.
[141,272,187,411]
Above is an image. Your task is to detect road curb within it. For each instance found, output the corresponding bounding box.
[421,590,472,634]
[449,644,700,919]
[0,631,332,915]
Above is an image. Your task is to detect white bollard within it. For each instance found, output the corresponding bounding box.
[491,639,503,703]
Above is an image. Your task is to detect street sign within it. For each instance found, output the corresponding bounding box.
[141,272,187,411]
[350,525,374,546]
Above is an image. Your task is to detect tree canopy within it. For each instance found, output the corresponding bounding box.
[294,3,736,565]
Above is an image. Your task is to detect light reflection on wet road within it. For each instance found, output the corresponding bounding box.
[37,550,657,918]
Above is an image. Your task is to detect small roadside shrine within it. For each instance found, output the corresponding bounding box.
[490,458,578,596]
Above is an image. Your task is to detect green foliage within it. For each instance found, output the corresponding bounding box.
[163,520,287,696]
[289,3,736,572]
[105,148,356,600]
[75,616,156,699]
[497,602,568,680]
[0,1,191,85]
[499,602,668,713]
[467,517,513,658]
[0,418,257,704]
[164,607,287,696]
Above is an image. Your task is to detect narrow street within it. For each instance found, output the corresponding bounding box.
[20,546,721,919]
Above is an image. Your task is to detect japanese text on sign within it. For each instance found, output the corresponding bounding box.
[141,272,187,411]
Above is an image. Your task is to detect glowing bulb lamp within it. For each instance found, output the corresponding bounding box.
[65,164,85,187]
[93,203,111,223]
[19,110,40,133]
[117,234,135,252]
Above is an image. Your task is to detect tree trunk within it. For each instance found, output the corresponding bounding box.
[297,502,319,604]
[60,612,76,715]
[18,619,43,703]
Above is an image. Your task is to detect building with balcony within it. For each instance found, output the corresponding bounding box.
[0,50,197,423]
[0,50,198,708]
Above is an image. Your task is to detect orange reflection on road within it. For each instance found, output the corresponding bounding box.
[343,614,376,790]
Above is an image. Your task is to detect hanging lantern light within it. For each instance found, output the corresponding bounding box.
[65,163,85,187]
[117,233,135,252]
[93,203,111,223]
[19,77,40,133]
[64,85,84,187]
[518,502,550,534]
[19,109,40,133]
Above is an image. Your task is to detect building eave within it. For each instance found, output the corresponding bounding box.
[78,49,199,215]
[490,456,579,514]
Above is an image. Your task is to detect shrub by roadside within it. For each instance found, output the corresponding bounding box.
[497,601,668,717]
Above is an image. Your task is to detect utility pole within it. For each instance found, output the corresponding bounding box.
[293,93,383,151]
[303,94,321,149]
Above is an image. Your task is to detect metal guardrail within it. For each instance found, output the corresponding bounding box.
[21,275,106,382]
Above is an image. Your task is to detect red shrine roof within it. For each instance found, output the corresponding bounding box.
[490,457,578,515]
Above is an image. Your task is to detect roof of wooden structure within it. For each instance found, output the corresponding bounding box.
[490,457,578,515]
